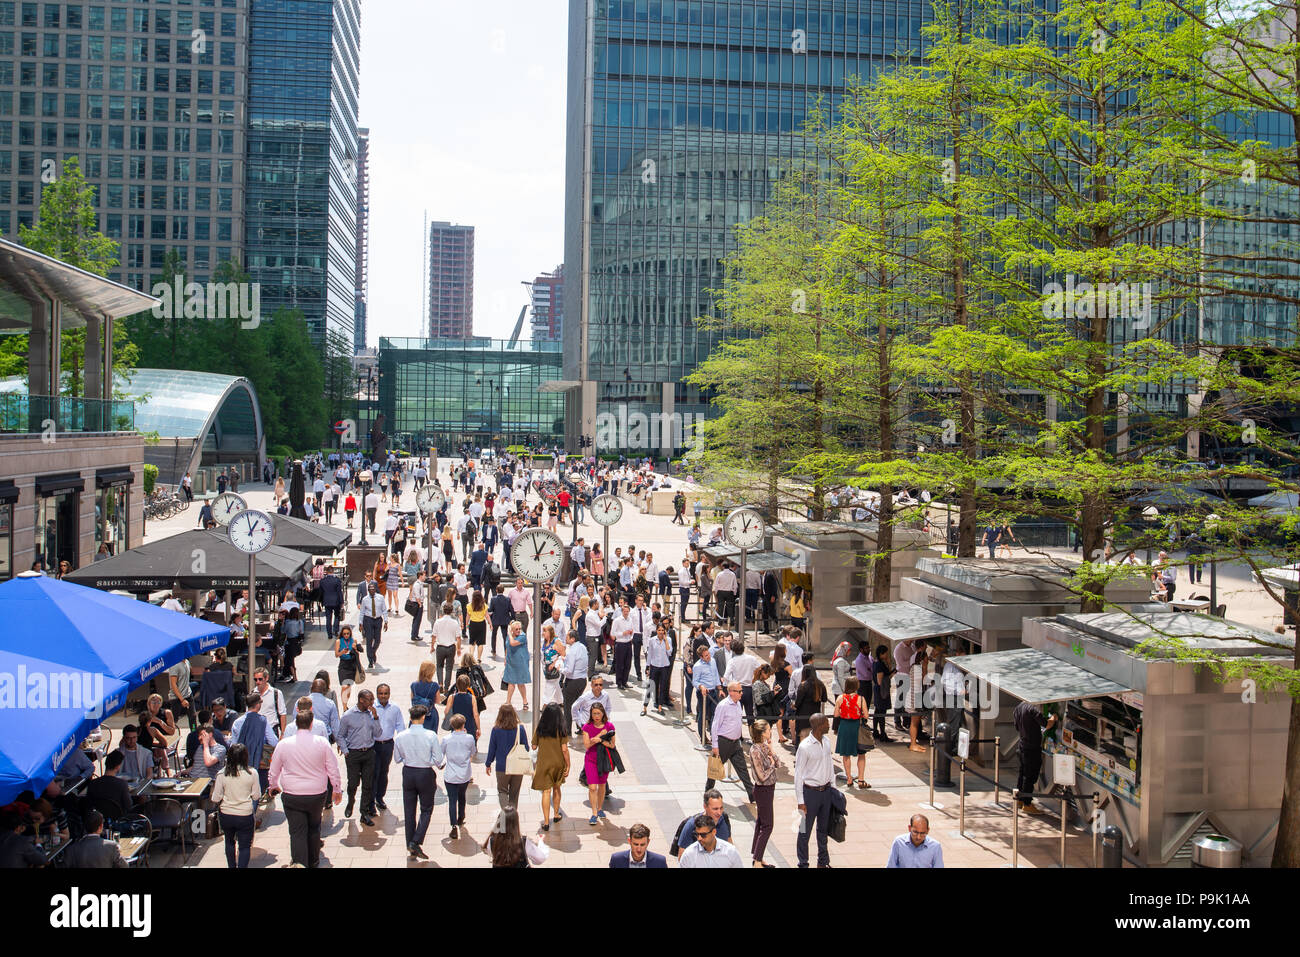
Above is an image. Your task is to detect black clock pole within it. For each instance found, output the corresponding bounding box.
[532,580,542,737]
[738,544,748,645]
[247,552,256,695]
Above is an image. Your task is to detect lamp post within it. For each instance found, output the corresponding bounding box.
[1142,505,1159,565]
[357,468,373,546]
[1205,513,1220,614]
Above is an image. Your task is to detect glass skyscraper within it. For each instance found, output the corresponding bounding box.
[563,0,917,455]
[246,0,360,346]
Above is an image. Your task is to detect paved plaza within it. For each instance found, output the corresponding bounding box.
[122,462,1286,869]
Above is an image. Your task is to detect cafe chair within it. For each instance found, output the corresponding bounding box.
[142,797,188,857]
[111,812,153,868]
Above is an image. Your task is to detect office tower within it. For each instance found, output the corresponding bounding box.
[529,265,563,343]
[0,1,251,291]
[354,126,369,351]
[427,220,474,338]
[246,0,360,346]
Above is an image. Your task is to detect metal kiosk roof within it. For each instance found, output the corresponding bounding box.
[949,648,1133,705]
[836,600,977,644]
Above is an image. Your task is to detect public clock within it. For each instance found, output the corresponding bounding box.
[211,492,248,526]
[591,493,623,526]
[227,509,275,554]
[416,483,446,514]
[724,507,765,550]
[510,527,565,583]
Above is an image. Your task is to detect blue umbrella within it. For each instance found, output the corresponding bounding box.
[0,647,130,804]
[0,573,229,687]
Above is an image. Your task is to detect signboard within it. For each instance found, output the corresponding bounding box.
[956,728,971,760]
[1053,753,1077,787]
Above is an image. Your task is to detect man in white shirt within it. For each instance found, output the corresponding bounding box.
[431,602,462,691]
[678,813,744,868]
[628,594,652,686]
[610,599,636,690]
[364,489,380,533]
[547,605,569,643]
[722,638,762,726]
[358,582,388,671]
[313,475,325,508]
[794,714,838,868]
[384,513,399,548]
[713,563,738,626]
[161,593,185,613]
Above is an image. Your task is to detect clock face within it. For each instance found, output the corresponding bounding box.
[510,528,565,583]
[211,492,248,526]
[227,509,275,553]
[416,484,446,514]
[724,507,765,550]
[591,494,623,526]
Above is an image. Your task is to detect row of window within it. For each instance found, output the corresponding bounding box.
[1,94,235,121]
[2,64,238,96]
[3,122,236,152]
[602,42,892,83]
[1,4,238,34]
[603,0,925,31]
[0,150,235,183]
[1,32,237,62]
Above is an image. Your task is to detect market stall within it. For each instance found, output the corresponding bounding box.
[952,610,1292,866]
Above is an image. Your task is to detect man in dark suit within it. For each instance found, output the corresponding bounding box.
[320,566,345,640]
[62,811,127,868]
[608,823,667,868]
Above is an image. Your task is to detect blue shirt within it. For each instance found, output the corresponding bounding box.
[561,641,589,680]
[373,701,405,741]
[692,659,721,690]
[442,730,476,785]
[619,566,634,588]
[230,711,279,750]
[310,692,340,740]
[393,725,444,769]
[887,834,944,868]
[484,726,530,773]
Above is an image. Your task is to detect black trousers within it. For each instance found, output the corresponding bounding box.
[345,747,376,815]
[1017,747,1043,807]
[409,605,423,640]
[631,634,644,680]
[366,507,377,532]
[402,766,436,846]
[647,665,671,708]
[219,811,254,868]
[435,644,456,691]
[324,605,341,640]
[716,590,736,624]
[740,685,754,725]
[491,621,509,654]
[752,783,775,861]
[614,642,633,687]
[562,677,587,735]
[361,616,383,667]
[797,786,833,867]
[371,739,394,804]
[705,735,754,799]
[282,791,327,868]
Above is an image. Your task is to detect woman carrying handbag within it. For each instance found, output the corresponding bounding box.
[833,677,870,789]
[484,703,531,810]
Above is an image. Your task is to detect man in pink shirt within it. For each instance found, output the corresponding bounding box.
[268,711,343,868]
[508,578,533,632]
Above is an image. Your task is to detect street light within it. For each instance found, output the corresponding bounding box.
[1142,505,1159,564]
[357,468,373,546]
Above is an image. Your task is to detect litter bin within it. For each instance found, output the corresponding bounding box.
[1191,834,1242,868]
[933,722,954,786]
[1101,826,1123,868]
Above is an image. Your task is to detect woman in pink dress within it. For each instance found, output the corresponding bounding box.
[581,703,616,825]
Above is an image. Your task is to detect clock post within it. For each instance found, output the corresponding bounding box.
[247,551,256,695]
[738,543,749,647]
[531,579,542,732]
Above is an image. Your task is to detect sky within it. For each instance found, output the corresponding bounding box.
[358,2,568,346]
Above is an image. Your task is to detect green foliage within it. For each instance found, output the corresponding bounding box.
[142,464,158,497]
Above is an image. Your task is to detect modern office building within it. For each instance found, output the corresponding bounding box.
[245,0,361,346]
[426,221,474,339]
[562,0,903,455]
[378,337,563,453]
[529,264,564,343]
[353,125,369,350]
[0,0,360,348]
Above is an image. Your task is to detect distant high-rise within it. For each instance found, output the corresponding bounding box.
[529,266,564,343]
[427,221,474,338]
[353,128,370,351]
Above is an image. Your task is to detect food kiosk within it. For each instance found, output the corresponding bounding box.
[953,611,1292,865]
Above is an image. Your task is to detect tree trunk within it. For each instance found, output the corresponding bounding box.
[1272,638,1300,865]
[873,320,895,601]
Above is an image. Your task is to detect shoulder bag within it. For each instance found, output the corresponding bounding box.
[503,727,533,776]
[441,693,456,731]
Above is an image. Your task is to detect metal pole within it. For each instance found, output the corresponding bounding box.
[1093,812,1099,868]
[603,523,610,591]
[425,512,433,581]
[1060,795,1068,868]
[531,581,542,736]
[1012,794,1019,868]
[248,554,256,694]
[994,735,1001,806]
[927,711,936,807]
[1209,558,1218,613]
[959,760,966,835]
[738,546,748,645]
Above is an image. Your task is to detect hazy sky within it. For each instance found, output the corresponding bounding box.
[358,2,568,346]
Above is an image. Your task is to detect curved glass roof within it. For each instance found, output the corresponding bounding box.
[119,369,260,440]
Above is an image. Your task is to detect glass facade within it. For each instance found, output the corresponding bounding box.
[563,0,929,453]
[246,0,359,346]
[0,0,248,290]
[378,338,565,452]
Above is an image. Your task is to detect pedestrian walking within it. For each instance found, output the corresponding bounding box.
[582,703,616,825]
[706,682,755,801]
[794,714,841,868]
[337,689,382,827]
[267,710,342,868]
[748,720,782,868]
[358,582,388,671]
[212,743,260,868]
[332,624,360,713]
[484,703,531,810]
[531,703,570,830]
[833,677,870,789]
[443,714,475,840]
[503,620,531,711]
[393,705,444,859]
[887,813,945,867]
[482,806,549,867]
[371,684,404,813]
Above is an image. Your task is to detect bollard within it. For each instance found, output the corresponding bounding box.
[959,760,966,835]
[934,722,953,786]
[1101,825,1123,868]
[993,736,1001,805]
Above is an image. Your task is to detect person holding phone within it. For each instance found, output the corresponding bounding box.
[581,703,616,825]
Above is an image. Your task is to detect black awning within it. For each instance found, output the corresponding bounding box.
[35,472,86,495]
[95,467,135,487]
[0,482,18,503]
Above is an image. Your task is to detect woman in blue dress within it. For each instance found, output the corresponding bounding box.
[503,620,531,713]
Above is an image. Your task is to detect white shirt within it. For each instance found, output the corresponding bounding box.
[359,592,388,621]
[364,492,379,510]
[611,612,635,644]
[679,839,744,869]
[385,515,399,533]
[546,614,569,642]
[714,568,738,592]
[645,562,658,582]
[677,567,692,587]
[723,653,761,687]
[161,597,185,612]
[470,501,485,520]
[794,732,836,805]
[629,606,652,637]
[779,638,804,678]
[585,608,607,636]
[432,614,461,648]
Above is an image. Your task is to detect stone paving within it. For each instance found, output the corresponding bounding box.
[123,462,1281,868]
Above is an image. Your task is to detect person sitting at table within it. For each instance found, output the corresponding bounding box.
[113,725,156,782]
[184,724,228,780]
[54,744,95,786]
[86,751,136,814]
[183,709,229,768]
[62,811,126,868]
[142,693,178,773]
[0,808,44,868]
[210,699,236,736]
